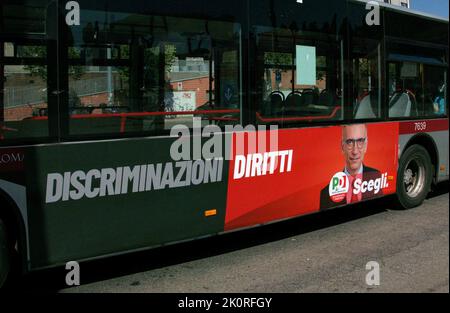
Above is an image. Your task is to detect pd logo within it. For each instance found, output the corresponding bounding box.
[328,172,349,203]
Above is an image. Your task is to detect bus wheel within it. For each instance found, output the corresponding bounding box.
[397,145,433,209]
[0,219,11,288]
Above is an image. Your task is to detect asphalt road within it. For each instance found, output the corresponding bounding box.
[20,183,449,293]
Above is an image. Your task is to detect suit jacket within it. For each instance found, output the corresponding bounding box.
[319,166,383,211]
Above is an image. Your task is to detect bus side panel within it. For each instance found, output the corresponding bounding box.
[224,122,399,231]
[25,136,229,268]
[24,122,401,268]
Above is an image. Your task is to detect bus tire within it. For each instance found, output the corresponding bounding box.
[0,219,11,289]
[396,145,433,209]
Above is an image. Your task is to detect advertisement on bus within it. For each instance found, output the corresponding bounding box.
[225,123,399,231]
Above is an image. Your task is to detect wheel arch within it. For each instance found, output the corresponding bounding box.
[401,133,439,184]
[0,187,28,273]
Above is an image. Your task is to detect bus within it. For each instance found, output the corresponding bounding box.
[0,0,448,287]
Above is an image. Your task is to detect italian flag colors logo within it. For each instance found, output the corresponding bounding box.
[328,172,349,203]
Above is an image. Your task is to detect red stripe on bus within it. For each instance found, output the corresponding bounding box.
[399,119,449,135]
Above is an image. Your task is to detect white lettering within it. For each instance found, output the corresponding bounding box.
[100,168,116,196]
[191,160,204,185]
[70,170,86,200]
[85,169,100,198]
[44,159,225,203]
[233,150,294,180]
[46,173,63,203]
[0,153,24,164]
[353,173,389,195]
[234,155,246,179]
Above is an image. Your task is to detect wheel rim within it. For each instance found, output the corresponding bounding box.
[403,156,426,198]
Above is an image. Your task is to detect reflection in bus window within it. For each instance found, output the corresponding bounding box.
[255,27,344,126]
[66,11,241,136]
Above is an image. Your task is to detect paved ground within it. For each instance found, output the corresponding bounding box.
[20,183,449,293]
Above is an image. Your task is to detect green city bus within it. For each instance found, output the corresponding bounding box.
[0,0,448,287]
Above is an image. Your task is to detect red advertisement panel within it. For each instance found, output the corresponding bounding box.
[225,123,399,231]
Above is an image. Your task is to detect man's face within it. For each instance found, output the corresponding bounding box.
[341,125,368,174]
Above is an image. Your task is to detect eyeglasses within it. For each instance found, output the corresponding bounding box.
[343,138,366,150]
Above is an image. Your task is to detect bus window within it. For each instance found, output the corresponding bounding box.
[388,62,447,118]
[387,42,447,119]
[0,0,52,143]
[255,27,344,126]
[65,10,241,137]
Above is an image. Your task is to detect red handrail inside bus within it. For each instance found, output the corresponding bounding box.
[256,106,341,123]
[208,117,240,122]
[0,125,19,140]
[29,109,241,121]
[26,109,241,133]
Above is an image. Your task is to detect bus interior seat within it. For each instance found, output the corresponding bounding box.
[267,91,284,115]
[301,88,318,106]
[354,93,376,119]
[407,90,419,117]
[270,91,284,106]
[389,92,412,118]
[318,90,335,107]
[285,91,303,110]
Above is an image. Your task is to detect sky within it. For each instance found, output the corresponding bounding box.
[411,0,449,19]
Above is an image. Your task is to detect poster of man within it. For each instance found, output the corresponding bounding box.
[320,124,385,210]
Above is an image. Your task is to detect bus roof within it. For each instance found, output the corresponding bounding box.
[352,0,449,23]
